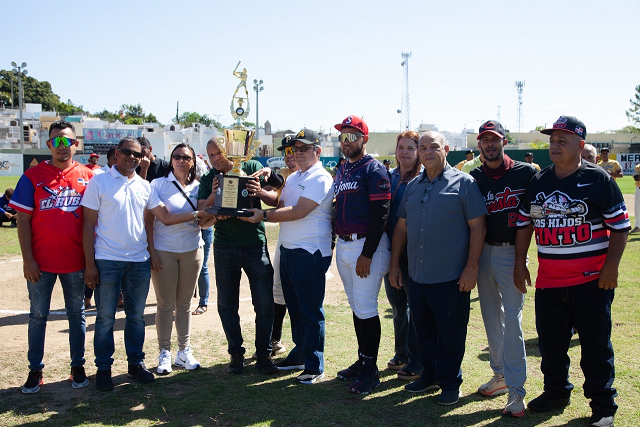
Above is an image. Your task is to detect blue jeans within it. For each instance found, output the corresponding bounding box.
[94,259,151,369]
[27,270,86,370]
[536,280,617,416]
[198,227,213,306]
[383,255,423,374]
[213,243,274,357]
[279,246,331,373]
[409,278,470,391]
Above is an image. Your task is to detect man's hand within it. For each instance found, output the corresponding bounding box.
[457,264,478,292]
[4,212,11,219]
[23,257,42,283]
[250,167,271,180]
[211,177,220,192]
[196,211,214,222]
[356,255,372,278]
[84,264,99,290]
[139,157,150,171]
[513,264,531,294]
[598,261,619,290]
[246,178,263,198]
[388,261,403,289]
[150,251,163,272]
[239,208,263,224]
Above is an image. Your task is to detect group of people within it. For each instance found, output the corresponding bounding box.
[11,114,632,426]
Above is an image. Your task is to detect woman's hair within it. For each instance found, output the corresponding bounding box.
[395,131,421,182]
[165,143,197,184]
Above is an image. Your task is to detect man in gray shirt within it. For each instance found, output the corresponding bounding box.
[389,131,486,406]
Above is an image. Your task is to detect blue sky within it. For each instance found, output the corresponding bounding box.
[4,0,639,134]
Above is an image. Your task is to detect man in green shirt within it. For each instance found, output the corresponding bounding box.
[198,137,279,375]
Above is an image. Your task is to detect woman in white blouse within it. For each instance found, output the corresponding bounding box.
[145,143,204,374]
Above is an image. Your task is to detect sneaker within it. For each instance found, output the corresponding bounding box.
[96,369,114,391]
[157,349,173,375]
[337,359,362,381]
[228,353,244,374]
[438,388,461,406]
[22,370,43,394]
[503,390,526,417]
[271,340,287,356]
[127,362,155,384]
[296,370,325,384]
[275,358,305,371]
[590,414,615,427]
[348,365,380,395]
[478,373,508,396]
[175,347,201,370]
[527,391,570,412]
[255,355,278,374]
[70,366,89,389]
[630,227,640,234]
[404,378,440,393]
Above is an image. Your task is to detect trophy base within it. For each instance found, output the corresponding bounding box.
[205,206,254,218]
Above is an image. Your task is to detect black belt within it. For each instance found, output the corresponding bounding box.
[338,233,367,242]
[486,241,513,247]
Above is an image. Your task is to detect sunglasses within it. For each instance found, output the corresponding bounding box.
[421,183,435,203]
[172,155,193,162]
[339,133,363,143]
[118,148,143,158]
[284,145,318,156]
[48,136,78,148]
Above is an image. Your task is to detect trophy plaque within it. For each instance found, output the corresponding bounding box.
[205,62,262,217]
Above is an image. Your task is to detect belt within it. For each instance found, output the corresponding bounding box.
[338,233,367,242]
[486,241,513,247]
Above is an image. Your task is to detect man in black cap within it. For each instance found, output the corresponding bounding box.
[383,159,391,171]
[455,150,474,170]
[514,116,629,427]
[597,148,623,181]
[524,152,541,171]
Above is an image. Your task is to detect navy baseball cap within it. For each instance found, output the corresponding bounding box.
[465,149,473,155]
[277,135,294,151]
[293,128,321,145]
[540,116,587,139]
[477,120,506,140]
[334,115,369,136]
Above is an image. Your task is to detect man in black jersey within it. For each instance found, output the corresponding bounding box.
[470,120,537,418]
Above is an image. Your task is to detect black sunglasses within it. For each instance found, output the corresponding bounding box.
[118,148,143,158]
[172,155,193,162]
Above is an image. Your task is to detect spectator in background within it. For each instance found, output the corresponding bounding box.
[86,153,101,171]
[383,158,391,171]
[462,152,484,173]
[597,148,623,180]
[633,163,640,233]
[581,143,597,164]
[455,150,474,170]
[524,152,541,171]
[136,136,170,182]
[94,148,116,176]
[193,154,212,315]
[0,188,17,227]
[332,156,346,178]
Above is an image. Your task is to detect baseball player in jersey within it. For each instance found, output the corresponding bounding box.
[514,116,629,427]
[10,120,94,393]
[470,120,537,417]
[333,115,391,395]
[597,148,623,181]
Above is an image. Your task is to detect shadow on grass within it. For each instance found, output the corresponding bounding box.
[476,335,580,362]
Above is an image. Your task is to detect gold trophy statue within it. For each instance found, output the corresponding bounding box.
[206,62,262,217]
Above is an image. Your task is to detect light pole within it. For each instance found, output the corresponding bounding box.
[11,61,28,154]
[253,79,263,137]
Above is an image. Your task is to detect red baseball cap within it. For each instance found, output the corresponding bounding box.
[89,153,99,158]
[334,115,369,136]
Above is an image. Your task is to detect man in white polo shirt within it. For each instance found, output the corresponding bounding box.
[82,136,210,391]
[242,128,333,384]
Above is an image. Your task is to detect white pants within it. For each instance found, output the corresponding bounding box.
[336,233,390,319]
[272,239,285,305]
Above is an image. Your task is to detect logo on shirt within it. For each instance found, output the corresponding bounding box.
[77,178,89,186]
[530,190,590,246]
[484,187,525,214]
[39,185,82,217]
[334,180,359,196]
[377,177,391,193]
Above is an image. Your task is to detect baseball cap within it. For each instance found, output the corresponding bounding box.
[89,153,99,158]
[292,128,321,145]
[601,147,610,153]
[465,149,473,155]
[383,159,391,164]
[277,135,295,151]
[477,120,506,140]
[525,152,534,157]
[540,116,587,138]
[334,115,369,136]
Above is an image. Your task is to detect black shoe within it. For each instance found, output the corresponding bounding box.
[348,365,380,395]
[127,362,155,384]
[255,356,278,374]
[22,369,43,394]
[528,391,570,412]
[337,359,362,381]
[70,366,89,389]
[404,378,440,393]
[96,369,114,391]
[590,413,614,427]
[228,353,244,374]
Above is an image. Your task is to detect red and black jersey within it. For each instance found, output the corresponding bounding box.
[470,160,537,244]
[517,162,630,288]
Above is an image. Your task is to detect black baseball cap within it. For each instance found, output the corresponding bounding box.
[465,150,473,155]
[277,135,294,151]
[525,152,534,157]
[293,128,321,145]
[540,116,587,139]
[477,120,506,140]
[601,147,610,153]
[383,159,391,164]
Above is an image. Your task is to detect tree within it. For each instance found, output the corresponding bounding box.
[174,111,223,132]
[0,69,59,110]
[626,84,640,126]
[614,125,640,134]
[529,140,549,149]
[56,99,86,116]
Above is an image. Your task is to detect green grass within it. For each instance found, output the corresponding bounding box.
[0,227,639,426]
[616,176,637,195]
[0,176,20,191]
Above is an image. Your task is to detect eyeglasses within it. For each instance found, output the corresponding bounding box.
[284,145,318,156]
[118,148,143,158]
[339,133,363,143]
[421,182,436,203]
[172,155,193,162]
[48,136,78,148]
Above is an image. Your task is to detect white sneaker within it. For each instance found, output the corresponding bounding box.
[175,347,201,370]
[478,373,508,396]
[503,390,526,417]
[157,349,172,375]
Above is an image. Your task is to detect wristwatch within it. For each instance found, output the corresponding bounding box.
[192,211,199,223]
[263,210,269,222]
